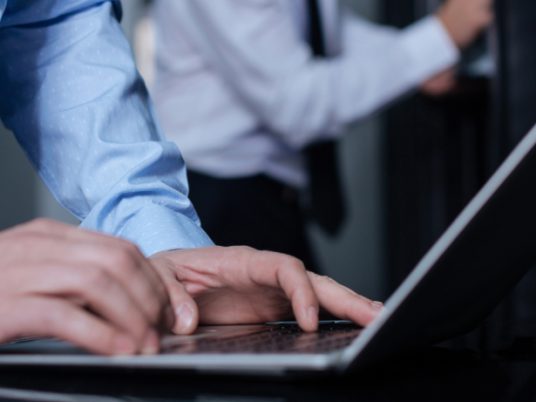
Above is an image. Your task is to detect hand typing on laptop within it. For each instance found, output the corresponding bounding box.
[150,247,383,335]
[0,219,174,356]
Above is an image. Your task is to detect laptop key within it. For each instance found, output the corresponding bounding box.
[162,322,363,355]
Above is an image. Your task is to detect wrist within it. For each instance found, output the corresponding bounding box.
[436,9,462,49]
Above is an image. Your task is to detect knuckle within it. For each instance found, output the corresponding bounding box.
[230,245,255,261]
[28,218,57,231]
[108,249,138,274]
[257,250,306,274]
[30,217,52,227]
[283,255,306,273]
[83,267,112,291]
[117,239,142,256]
[233,245,257,258]
[320,275,336,284]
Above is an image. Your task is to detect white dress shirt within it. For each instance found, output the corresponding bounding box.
[152,0,459,189]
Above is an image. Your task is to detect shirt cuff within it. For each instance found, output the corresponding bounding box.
[399,15,460,82]
[115,204,214,256]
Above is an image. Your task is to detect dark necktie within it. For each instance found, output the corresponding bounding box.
[304,0,346,235]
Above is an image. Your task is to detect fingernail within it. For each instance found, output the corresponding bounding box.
[141,330,160,355]
[306,306,318,329]
[175,304,194,332]
[113,335,136,355]
[371,301,384,311]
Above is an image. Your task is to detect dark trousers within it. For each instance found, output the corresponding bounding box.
[187,170,320,273]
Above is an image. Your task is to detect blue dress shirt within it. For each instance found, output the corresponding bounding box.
[0,0,213,255]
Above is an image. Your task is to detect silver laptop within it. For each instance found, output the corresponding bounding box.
[1,124,536,376]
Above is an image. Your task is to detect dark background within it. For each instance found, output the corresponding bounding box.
[382,0,536,350]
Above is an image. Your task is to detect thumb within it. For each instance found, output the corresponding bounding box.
[154,263,199,335]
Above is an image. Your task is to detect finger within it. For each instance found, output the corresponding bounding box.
[19,262,157,352]
[56,225,171,315]
[73,236,172,329]
[8,228,171,330]
[155,263,199,335]
[3,297,142,356]
[307,272,383,326]
[245,250,320,332]
[16,219,168,309]
[98,243,172,329]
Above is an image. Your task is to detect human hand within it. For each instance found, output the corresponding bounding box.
[437,0,493,49]
[150,246,383,334]
[0,219,174,355]
[421,68,457,96]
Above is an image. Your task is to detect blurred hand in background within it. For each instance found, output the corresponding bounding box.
[438,0,494,49]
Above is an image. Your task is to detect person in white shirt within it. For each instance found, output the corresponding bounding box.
[151,0,493,272]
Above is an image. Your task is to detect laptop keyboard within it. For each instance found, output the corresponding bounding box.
[162,321,362,355]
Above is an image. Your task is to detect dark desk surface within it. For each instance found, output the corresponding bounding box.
[0,346,535,402]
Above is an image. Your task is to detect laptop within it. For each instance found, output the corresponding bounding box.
[1,124,536,376]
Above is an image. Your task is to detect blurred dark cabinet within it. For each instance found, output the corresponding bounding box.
[382,0,536,349]
[494,0,536,152]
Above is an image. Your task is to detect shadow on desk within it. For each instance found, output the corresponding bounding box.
[0,346,535,402]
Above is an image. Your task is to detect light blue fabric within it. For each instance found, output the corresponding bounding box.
[0,0,213,255]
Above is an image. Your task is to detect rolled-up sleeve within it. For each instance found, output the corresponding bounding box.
[0,0,213,255]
